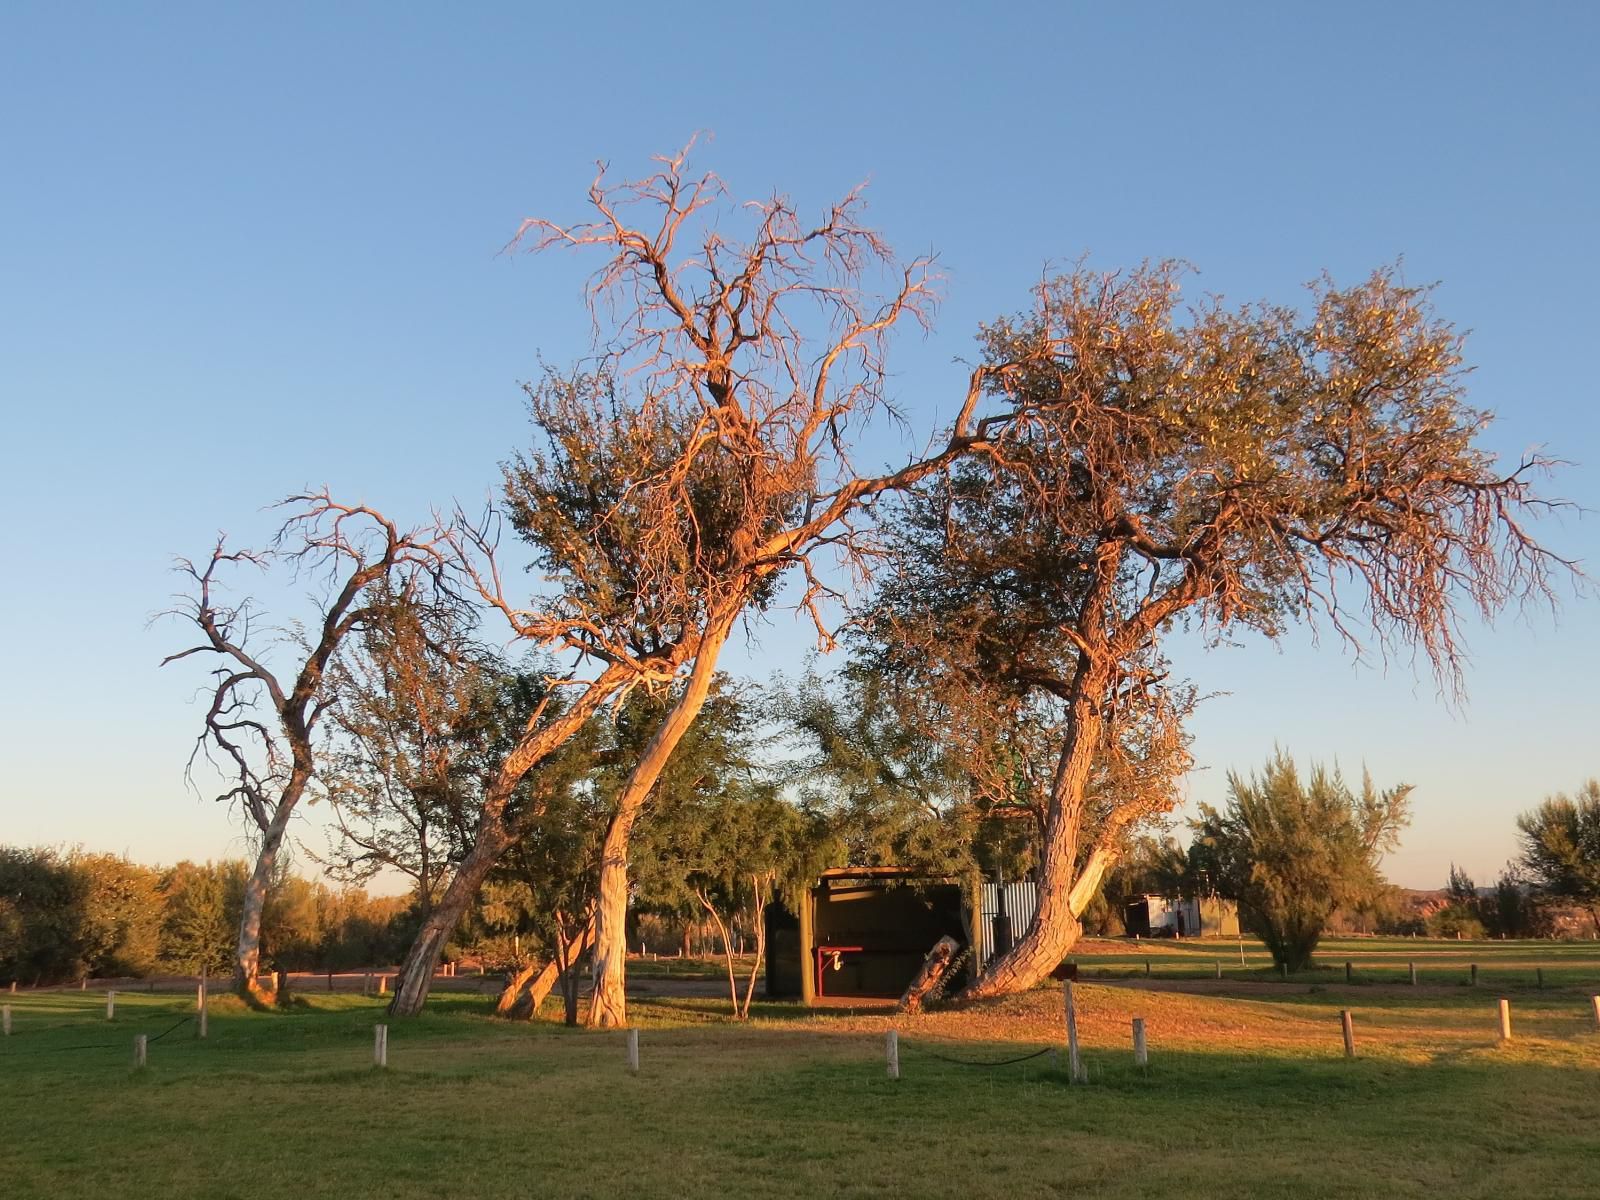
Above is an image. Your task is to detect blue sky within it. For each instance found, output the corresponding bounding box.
[2,3,1595,888]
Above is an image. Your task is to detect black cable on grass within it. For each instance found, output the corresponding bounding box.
[906,1044,1056,1068]
[2,1012,193,1055]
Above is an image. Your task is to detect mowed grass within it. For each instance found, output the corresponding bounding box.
[1074,932,1600,989]
[3,948,1599,1200]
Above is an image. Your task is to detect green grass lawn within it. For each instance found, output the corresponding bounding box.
[1074,933,1600,989]
[3,949,1598,1200]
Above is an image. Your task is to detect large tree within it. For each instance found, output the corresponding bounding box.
[1517,781,1600,935]
[164,493,441,1001]
[472,148,1013,1027]
[1190,752,1411,971]
[945,262,1572,1000]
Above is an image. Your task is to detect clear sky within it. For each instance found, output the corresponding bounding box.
[2,2,1595,889]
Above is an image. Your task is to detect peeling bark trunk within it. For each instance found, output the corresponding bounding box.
[388,830,509,1017]
[898,935,961,1014]
[494,915,596,1019]
[235,786,301,1002]
[588,616,735,1028]
[495,962,539,1016]
[389,662,629,1018]
[959,676,1110,1001]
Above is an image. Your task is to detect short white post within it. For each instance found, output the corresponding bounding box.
[2,1006,10,1035]
[1340,1009,1355,1058]
[626,1028,640,1075]
[1498,998,1512,1042]
[1590,995,1600,1029]
[1214,960,1221,980]
[886,1030,900,1081]
[133,1033,148,1068]
[378,975,387,996]
[1409,962,1417,986]
[197,980,206,1012]
[374,1024,389,1068]
[1131,1017,1148,1068]
[1064,981,1085,1084]
[106,990,116,1021]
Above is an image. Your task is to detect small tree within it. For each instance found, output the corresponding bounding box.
[1517,781,1600,935]
[1191,752,1411,972]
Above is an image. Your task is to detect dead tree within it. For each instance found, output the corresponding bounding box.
[163,492,441,1001]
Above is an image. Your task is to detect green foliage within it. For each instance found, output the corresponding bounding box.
[1428,864,1551,940]
[778,667,970,876]
[0,847,91,984]
[72,853,165,977]
[1517,781,1600,934]
[1191,752,1411,971]
[156,860,246,976]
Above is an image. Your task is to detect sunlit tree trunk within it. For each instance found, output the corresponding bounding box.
[588,616,735,1027]
[234,775,305,1003]
[960,677,1113,1000]
[389,829,509,1017]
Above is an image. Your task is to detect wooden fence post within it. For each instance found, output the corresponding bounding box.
[378,975,387,996]
[1131,1017,1148,1068]
[627,1028,640,1075]
[133,1034,147,1068]
[1470,964,1478,987]
[106,991,116,1021]
[1063,981,1085,1084]
[1409,962,1417,986]
[1340,1010,1355,1059]
[1497,999,1512,1042]
[1589,994,1599,1029]
[374,1024,388,1068]
[886,1030,900,1080]
[1345,961,1353,984]
[1144,959,1151,979]
[1536,967,1544,991]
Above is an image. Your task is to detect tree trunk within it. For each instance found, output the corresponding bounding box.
[899,935,961,1014]
[234,794,299,1003]
[958,683,1110,1001]
[494,961,539,1016]
[388,830,509,1017]
[587,615,735,1028]
[737,876,768,1019]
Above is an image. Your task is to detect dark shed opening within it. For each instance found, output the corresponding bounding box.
[765,868,975,1002]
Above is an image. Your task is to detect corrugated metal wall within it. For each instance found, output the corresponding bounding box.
[976,881,1039,969]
